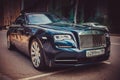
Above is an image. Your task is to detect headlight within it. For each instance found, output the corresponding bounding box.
[54,34,77,48]
[54,35,72,41]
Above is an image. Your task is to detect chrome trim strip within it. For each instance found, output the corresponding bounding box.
[55,60,78,62]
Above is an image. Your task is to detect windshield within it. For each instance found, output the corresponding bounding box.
[45,14,61,23]
[28,14,52,25]
[28,13,71,25]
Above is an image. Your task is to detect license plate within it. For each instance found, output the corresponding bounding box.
[86,49,105,57]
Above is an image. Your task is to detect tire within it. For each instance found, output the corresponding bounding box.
[30,39,46,70]
[7,36,14,50]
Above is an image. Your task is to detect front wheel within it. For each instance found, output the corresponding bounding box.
[30,39,46,70]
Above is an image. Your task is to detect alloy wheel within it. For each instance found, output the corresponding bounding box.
[30,40,41,68]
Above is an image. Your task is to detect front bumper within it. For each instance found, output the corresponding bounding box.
[44,47,110,67]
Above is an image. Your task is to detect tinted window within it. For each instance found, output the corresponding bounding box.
[27,14,71,25]
[28,14,52,25]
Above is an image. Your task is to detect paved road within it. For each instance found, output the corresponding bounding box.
[0,30,120,80]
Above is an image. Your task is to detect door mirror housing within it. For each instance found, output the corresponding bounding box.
[16,19,25,26]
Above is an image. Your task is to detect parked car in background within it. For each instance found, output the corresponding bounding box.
[7,12,110,70]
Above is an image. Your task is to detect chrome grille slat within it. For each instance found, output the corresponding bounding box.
[79,35,106,49]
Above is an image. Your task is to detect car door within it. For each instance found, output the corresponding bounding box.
[9,24,18,47]
[15,15,32,55]
[12,15,25,51]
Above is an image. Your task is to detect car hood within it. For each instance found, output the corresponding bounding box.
[39,22,106,32]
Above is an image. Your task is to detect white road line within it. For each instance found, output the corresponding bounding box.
[110,36,120,38]
[18,61,111,80]
[102,61,111,64]
[111,43,120,46]
[18,68,74,80]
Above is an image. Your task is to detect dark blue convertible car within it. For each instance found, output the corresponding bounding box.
[7,12,110,70]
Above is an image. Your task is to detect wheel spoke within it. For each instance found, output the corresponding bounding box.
[31,52,35,56]
[31,46,36,52]
[32,56,40,67]
[33,43,36,49]
[34,42,38,50]
[36,57,40,67]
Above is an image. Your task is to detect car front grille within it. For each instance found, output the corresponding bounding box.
[79,34,106,49]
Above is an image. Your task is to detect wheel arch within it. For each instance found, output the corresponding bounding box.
[28,36,43,54]
[29,35,48,68]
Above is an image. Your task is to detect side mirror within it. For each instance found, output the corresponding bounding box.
[16,19,25,26]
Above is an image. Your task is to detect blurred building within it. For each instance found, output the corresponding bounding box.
[0,0,21,27]
[0,0,119,33]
